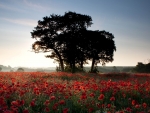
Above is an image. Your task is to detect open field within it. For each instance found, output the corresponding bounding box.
[0,72,150,113]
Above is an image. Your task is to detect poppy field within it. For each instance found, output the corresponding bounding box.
[0,72,150,113]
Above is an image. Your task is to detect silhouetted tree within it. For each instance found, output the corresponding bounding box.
[31,14,65,71]
[84,30,116,72]
[31,11,116,73]
[0,67,2,71]
[17,68,24,72]
[58,30,89,72]
[31,11,92,72]
[133,62,150,73]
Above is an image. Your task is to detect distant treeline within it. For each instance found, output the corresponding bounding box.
[0,65,55,72]
[1,62,150,73]
[84,66,134,73]
[133,62,150,73]
[0,64,134,73]
[0,65,12,71]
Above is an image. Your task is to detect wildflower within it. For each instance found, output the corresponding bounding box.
[45,107,50,112]
[110,96,115,101]
[11,101,18,107]
[44,100,50,106]
[30,101,35,107]
[63,108,68,113]
[50,96,56,100]
[132,100,136,106]
[59,100,65,105]
[135,104,140,109]
[20,100,25,106]
[101,104,105,108]
[88,108,93,113]
[89,93,95,97]
[23,109,29,113]
[65,95,69,99]
[142,103,147,108]
[53,103,58,110]
[107,104,111,108]
[10,105,18,112]
[80,92,87,100]
[126,107,132,112]
[98,94,105,100]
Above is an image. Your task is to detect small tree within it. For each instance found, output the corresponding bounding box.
[112,66,119,72]
[0,67,2,71]
[83,30,116,72]
[17,68,24,72]
[133,62,150,73]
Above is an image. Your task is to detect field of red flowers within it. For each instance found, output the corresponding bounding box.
[0,72,150,113]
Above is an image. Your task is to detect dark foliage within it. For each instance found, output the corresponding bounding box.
[17,68,24,72]
[31,11,116,73]
[133,62,150,73]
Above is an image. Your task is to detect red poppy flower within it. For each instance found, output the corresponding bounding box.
[132,100,136,106]
[142,103,147,108]
[81,92,87,100]
[110,96,115,101]
[98,94,105,100]
[23,109,29,113]
[89,93,95,97]
[30,101,35,107]
[50,96,56,100]
[59,100,65,105]
[63,108,68,113]
[107,104,111,108]
[45,107,50,112]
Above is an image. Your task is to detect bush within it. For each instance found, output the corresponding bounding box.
[133,62,150,73]
[17,68,24,72]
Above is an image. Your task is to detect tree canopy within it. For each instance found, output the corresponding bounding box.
[31,11,116,73]
[17,68,24,72]
[133,62,150,73]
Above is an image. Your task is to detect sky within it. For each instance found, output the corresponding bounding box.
[0,0,150,68]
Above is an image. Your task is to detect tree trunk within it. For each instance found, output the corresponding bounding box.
[71,60,75,73]
[59,58,64,71]
[91,58,95,72]
[80,60,83,69]
[53,49,64,71]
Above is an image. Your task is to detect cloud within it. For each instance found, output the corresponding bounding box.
[23,0,50,12]
[1,18,37,27]
[0,3,26,13]
[0,0,50,13]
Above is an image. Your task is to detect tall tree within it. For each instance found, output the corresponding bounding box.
[58,30,89,72]
[84,30,116,72]
[31,11,92,71]
[31,14,65,71]
[60,12,92,72]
